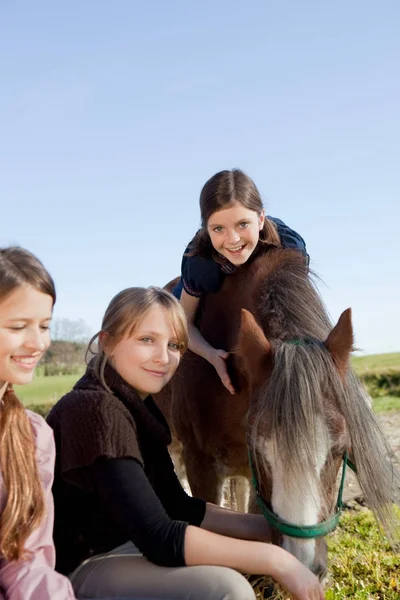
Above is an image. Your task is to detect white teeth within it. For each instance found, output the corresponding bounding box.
[14,357,35,364]
[228,245,244,251]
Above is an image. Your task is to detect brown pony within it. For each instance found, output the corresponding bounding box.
[157,249,399,575]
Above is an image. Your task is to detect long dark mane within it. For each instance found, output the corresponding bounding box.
[239,249,400,543]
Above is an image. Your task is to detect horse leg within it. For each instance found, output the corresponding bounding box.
[233,476,250,512]
[227,478,237,510]
[225,477,249,512]
[168,437,192,494]
[183,446,224,505]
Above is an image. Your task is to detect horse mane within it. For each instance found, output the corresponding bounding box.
[244,249,400,543]
[255,250,332,340]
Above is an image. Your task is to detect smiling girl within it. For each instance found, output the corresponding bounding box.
[0,246,75,599]
[172,168,309,394]
[47,286,324,600]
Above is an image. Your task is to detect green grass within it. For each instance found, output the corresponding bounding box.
[249,508,400,599]
[325,508,400,599]
[352,353,400,375]
[16,370,84,405]
[372,395,400,413]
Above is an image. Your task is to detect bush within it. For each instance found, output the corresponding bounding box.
[25,403,54,418]
[360,370,400,398]
[40,340,86,376]
[42,363,82,377]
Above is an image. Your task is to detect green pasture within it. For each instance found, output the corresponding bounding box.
[16,369,84,406]
[373,395,400,413]
[352,352,400,374]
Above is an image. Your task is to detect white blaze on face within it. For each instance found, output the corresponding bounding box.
[265,417,331,569]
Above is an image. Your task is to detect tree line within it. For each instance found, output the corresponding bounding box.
[41,318,92,376]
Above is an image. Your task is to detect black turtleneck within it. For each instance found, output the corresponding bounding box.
[46,364,206,576]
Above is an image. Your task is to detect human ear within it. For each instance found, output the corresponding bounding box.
[258,209,265,230]
[99,331,113,356]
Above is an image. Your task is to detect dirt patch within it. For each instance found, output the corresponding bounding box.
[343,410,400,503]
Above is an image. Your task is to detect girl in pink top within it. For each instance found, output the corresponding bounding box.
[0,247,75,600]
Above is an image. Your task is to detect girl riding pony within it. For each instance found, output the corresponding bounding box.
[173,168,308,394]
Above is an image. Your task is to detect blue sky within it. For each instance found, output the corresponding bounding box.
[1,1,399,354]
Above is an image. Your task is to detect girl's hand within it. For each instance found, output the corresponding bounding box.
[210,349,235,395]
[272,558,325,600]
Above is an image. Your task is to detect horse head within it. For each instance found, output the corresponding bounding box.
[237,306,397,576]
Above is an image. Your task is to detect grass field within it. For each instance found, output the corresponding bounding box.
[373,394,400,413]
[352,352,400,374]
[16,370,84,405]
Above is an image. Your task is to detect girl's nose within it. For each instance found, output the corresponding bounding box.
[226,230,241,244]
[24,328,46,352]
[154,344,169,365]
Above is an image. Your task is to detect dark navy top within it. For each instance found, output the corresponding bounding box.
[173,216,308,299]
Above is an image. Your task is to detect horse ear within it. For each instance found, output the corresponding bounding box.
[324,308,354,376]
[237,309,273,388]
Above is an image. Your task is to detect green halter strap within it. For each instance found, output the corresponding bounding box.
[248,450,357,539]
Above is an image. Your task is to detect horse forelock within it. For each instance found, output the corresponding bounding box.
[239,250,339,494]
[250,343,348,509]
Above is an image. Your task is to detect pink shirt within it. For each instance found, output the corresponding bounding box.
[0,410,76,600]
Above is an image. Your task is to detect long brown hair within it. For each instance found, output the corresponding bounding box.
[0,247,56,561]
[86,286,188,393]
[190,169,281,260]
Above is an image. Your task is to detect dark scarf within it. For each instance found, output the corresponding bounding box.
[75,361,171,446]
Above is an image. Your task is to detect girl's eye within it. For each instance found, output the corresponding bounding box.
[239,222,249,229]
[168,342,180,351]
[213,226,223,233]
[140,337,153,343]
[41,326,50,331]
[10,326,24,331]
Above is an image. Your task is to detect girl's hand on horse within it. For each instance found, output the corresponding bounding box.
[210,349,235,395]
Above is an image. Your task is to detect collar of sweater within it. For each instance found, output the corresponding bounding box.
[76,362,171,446]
